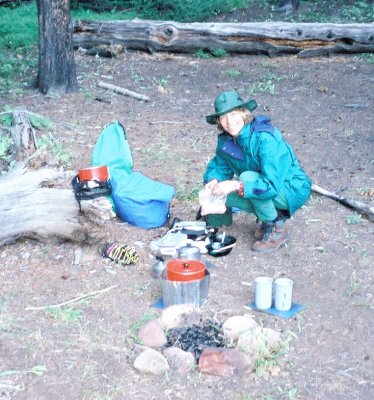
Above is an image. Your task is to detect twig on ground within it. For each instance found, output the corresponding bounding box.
[25,284,119,311]
[149,121,190,125]
[98,81,150,102]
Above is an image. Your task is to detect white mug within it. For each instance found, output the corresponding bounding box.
[274,278,294,311]
[255,277,273,310]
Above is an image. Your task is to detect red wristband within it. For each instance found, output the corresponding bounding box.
[237,181,244,197]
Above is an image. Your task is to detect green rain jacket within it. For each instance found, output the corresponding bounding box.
[203,116,311,216]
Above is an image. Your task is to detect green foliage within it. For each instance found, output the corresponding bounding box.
[341,2,374,22]
[346,270,363,297]
[129,0,248,22]
[212,48,229,57]
[249,80,277,95]
[194,49,212,59]
[0,3,38,91]
[45,306,83,322]
[0,135,12,160]
[345,212,362,225]
[354,53,374,63]
[175,179,202,202]
[227,69,242,78]
[71,0,132,13]
[0,365,47,378]
[28,114,55,131]
[127,311,159,344]
[38,134,71,167]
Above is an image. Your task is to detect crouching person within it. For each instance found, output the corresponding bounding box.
[203,90,311,253]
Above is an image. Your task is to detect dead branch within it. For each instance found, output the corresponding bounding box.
[25,284,119,311]
[98,81,150,101]
[312,183,374,221]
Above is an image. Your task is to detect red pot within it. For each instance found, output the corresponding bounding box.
[166,259,206,282]
[78,165,109,181]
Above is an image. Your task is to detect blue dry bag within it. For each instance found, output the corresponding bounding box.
[92,121,175,229]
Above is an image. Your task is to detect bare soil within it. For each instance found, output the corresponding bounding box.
[1,7,374,400]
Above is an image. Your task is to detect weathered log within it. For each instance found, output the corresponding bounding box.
[10,111,37,161]
[73,19,374,57]
[0,114,110,246]
[0,160,90,246]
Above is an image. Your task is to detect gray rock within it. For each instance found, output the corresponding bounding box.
[222,315,258,341]
[163,347,196,373]
[133,348,170,375]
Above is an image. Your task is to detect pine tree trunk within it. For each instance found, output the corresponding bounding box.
[36,0,78,95]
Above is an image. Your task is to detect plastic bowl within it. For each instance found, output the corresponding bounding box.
[206,234,237,257]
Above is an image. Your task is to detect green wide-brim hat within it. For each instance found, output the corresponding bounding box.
[206,91,257,124]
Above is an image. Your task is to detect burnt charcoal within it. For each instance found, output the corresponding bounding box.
[165,319,225,361]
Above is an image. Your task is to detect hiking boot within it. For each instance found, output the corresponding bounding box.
[254,210,290,241]
[252,220,289,253]
[254,221,266,240]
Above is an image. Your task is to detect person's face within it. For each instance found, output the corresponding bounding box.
[218,109,245,137]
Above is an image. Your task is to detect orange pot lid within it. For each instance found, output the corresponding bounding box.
[78,165,109,182]
[166,259,206,282]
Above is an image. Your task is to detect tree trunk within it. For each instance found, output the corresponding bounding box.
[73,19,374,57]
[37,0,78,95]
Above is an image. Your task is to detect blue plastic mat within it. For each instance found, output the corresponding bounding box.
[248,302,306,319]
[151,297,165,309]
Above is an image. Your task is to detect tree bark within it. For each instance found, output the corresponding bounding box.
[10,111,37,161]
[73,19,374,57]
[37,0,78,95]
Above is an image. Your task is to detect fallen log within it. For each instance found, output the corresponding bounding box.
[0,112,110,247]
[73,19,374,57]
[0,159,90,246]
[312,183,374,222]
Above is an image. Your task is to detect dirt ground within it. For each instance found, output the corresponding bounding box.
[1,7,374,400]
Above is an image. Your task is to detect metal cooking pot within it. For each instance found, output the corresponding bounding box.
[166,259,206,282]
[177,243,201,260]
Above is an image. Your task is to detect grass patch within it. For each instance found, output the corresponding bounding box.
[127,311,159,345]
[345,212,362,225]
[45,306,83,323]
[346,270,363,297]
[0,3,38,92]
[227,69,242,78]
[174,179,202,202]
[0,365,47,378]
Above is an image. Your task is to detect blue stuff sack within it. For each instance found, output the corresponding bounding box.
[92,121,174,229]
[92,121,133,176]
[112,171,175,229]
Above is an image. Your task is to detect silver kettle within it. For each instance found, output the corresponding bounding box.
[177,243,201,260]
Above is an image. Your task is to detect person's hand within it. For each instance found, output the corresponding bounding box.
[205,179,218,191]
[211,180,238,196]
